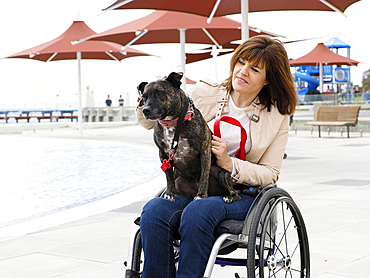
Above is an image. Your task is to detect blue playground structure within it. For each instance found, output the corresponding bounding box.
[291,37,351,103]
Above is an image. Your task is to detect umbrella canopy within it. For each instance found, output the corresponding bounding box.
[78,10,275,88]
[5,21,152,136]
[186,48,233,64]
[290,43,359,92]
[7,21,152,62]
[186,25,279,64]
[80,10,259,46]
[186,77,196,84]
[289,43,359,66]
[103,0,361,40]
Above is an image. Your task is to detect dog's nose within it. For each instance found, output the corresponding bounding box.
[142,107,150,117]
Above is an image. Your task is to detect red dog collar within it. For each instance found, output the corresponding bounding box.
[158,102,194,127]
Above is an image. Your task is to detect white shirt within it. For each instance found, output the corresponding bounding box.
[208,95,252,175]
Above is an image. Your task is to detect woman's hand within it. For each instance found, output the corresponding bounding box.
[211,135,233,173]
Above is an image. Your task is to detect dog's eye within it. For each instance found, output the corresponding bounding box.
[157,89,165,96]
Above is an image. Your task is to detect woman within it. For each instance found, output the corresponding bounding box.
[136,35,297,278]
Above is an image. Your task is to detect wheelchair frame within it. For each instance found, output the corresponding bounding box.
[125,184,310,277]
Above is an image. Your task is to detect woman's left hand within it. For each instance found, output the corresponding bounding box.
[211,135,233,173]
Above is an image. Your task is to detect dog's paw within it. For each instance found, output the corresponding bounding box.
[223,196,233,203]
[223,194,241,203]
[163,193,175,201]
[194,194,207,201]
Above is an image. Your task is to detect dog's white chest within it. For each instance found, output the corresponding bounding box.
[162,127,175,152]
[161,127,190,157]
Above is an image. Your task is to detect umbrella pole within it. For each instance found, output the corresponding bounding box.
[179,28,187,90]
[241,0,249,41]
[212,45,218,81]
[77,52,83,137]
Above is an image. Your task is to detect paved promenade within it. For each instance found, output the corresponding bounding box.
[0,124,369,277]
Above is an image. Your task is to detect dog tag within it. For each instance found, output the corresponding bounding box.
[160,159,171,172]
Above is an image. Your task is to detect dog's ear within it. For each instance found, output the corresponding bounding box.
[165,72,183,88]
[137,82,148,94]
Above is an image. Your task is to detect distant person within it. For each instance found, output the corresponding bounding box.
[106,95,112,107]
[325,85,332,93]
[119,95,124,106]
[351,86,356,102]
[340,84,346,101]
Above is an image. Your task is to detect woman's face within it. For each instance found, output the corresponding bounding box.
[232,57,267,96]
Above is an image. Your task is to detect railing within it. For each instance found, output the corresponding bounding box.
[299,92,370,105]
[0,109,78,123]
[83,106,136,122]
[0,102,78,110]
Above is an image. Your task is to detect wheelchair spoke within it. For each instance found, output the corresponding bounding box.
[268,265,284,277]
[275,215,294,258]
[290,241,299,260]
[281,203,288,255]
[290,267,307,277]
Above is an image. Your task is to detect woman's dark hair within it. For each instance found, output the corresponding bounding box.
[224,35,297,115]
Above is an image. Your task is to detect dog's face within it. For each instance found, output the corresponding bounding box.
[138,72,184,121]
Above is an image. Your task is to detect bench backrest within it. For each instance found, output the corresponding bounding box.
[316,105,361,124]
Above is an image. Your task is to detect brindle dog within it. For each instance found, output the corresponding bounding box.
[137,72,240,203]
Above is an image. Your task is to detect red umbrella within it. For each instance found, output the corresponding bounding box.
[5,21,152,136]
[79,10,265,46]
[186,42,238,64]
[289,43,359,66]
[186,77,197,85]
[77,10,278,88]
[290,43,359,92]
[103,0,360,40]
[186,24,281,64]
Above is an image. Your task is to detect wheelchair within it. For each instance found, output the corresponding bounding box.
[124,184,310,277]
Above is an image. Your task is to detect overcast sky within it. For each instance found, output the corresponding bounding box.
[1,0,369,108]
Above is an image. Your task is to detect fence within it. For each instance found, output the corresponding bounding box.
[83,106,136,122]
[299,92,370,105]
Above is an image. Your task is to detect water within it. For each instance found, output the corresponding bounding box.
[0,136,160,228]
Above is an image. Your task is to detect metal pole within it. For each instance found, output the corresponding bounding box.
[212,45,218,81]
[241,0,249,41]
[77,52,83,137]
[179,28,187,90]
[319,62,323,93]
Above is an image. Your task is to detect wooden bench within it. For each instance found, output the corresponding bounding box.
[14,116,32,123]
[34,115,53,122]
[54,110,78,122]
[305,105,361,138]
[56,115,78,122]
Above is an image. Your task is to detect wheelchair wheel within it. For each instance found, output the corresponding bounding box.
[246,187,310,277]
[125,229,143,278]
[132,230,143,274]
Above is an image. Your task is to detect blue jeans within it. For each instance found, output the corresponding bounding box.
[140,194,254,278]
